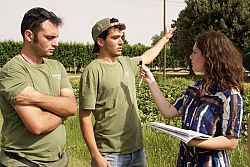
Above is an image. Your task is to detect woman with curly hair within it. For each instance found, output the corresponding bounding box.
[140,30,244,167]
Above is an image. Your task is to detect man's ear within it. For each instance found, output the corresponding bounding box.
[24,30,33,42]
[96,38,104,47]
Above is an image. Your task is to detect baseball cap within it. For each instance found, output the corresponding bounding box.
[92,17,126,53]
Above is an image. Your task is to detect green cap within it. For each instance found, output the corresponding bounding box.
[92,18,125,42]
[91,18,126,53]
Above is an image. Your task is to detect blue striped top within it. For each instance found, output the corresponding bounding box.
[173,79,243,167]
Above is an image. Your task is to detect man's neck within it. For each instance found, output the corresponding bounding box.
[20,49,43,65]
[97,54,118,64]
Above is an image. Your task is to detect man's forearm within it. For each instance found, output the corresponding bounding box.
[33,92,77,116]
[141,27,176,64]
[79,110,102,159]
[36,110,64,134]
[16,104,64,135]
[16,86,77,116]
[141,35,169,64]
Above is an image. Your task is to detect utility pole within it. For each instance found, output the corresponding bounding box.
[163,0,167,78]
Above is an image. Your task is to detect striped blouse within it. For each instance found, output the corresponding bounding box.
[173,80,243,167]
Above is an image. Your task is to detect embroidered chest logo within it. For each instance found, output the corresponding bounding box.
[124,71,129,77]
[52,74,61,79]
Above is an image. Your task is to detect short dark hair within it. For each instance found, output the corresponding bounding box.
[21,7,63,38]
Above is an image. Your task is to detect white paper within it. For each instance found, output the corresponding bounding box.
[150,122,211,144]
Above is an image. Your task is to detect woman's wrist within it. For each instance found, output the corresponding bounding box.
[148,79,156,86]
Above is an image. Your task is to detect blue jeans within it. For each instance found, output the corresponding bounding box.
[91,148,147,167]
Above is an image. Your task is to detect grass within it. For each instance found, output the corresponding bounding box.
[65,73,250,166]
[65,112,90,166]
[64,116,181,167]
[64,115,250,167]
[1,73,250,166]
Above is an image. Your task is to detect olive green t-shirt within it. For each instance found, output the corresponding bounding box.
[79,56,143,154]
[0,55,72,165]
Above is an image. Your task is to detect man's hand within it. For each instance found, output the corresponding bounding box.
[15,86,39,105]
[92,155,111,167]
[164,26,176,39]
[140,26,176,65]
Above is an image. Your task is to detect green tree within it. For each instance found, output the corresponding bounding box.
[243,52,250,71]
[151,29,188,69]
[151,32,163,46]
[170,0,250,74]
[122,32,129,45]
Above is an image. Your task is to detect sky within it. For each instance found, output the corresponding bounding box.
[0,0,186,46]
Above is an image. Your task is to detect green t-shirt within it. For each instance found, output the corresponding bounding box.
[79,56,143,154]
[0,55,72,166]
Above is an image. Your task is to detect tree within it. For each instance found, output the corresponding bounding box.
[170,0,250,74]
[243,52,250,71]
[122,32,129,45]
[151,32,163,46]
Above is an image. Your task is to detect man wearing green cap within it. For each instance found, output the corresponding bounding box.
[79,17,175,167]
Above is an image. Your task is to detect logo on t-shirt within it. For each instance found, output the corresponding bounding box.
[52,74,61,79]
[124,71,129,77]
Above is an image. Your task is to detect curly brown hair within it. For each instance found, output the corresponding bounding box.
[195,30,244,94]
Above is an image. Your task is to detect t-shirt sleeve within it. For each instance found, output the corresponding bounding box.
[222,92,243,138]
[125,56,142,76]
[79,67,98,111]
[58,62,72,90]
[0,64,31,106]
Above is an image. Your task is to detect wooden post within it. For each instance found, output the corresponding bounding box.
[163,0,167,79]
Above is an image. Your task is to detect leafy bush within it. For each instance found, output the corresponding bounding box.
[136,73,250,138]
[0,41,182,69]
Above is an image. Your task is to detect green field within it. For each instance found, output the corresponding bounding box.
[1,73,250,167]
[66,73,250,166]
[65,116,250,167]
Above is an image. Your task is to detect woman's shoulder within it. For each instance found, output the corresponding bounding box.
[187,79,202,90]
[212,87,242,102]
